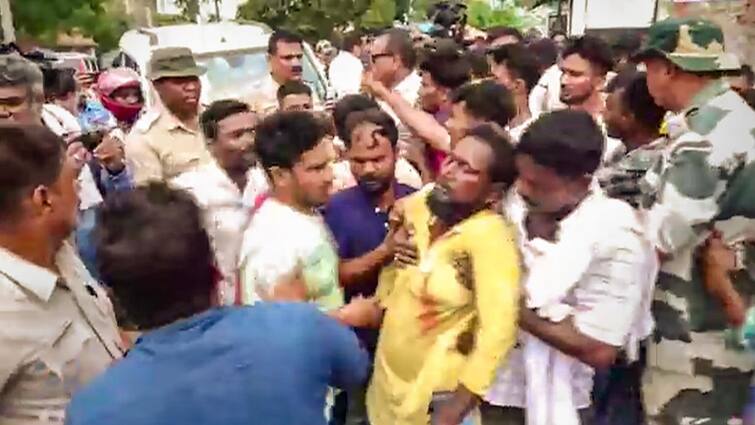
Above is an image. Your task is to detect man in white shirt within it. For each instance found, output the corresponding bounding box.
[239,111,343,311]
[367,29,421,130]
[172,100,267,305]
[330,31,365,99]
[245,30,307,115]
[558,36,623,165]
[483,111,656,425]
[490,43,542,142]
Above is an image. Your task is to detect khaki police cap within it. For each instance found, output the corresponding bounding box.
[147,47,206,81]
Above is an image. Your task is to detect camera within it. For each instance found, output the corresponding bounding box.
[427,1,468,42]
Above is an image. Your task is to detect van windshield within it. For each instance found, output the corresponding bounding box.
[196,49,326,106]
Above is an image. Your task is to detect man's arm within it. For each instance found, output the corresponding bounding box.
[317,310,370,390]
[365,75,451,153]
[701,232,746,326]
[338,243,392,288]
[646,139,719,256]
[522,231,651,370]
[519,310,618,369]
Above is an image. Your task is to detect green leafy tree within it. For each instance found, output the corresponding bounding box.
[237,0,394,41]
[11,0,129,51]
[466,0,531,30]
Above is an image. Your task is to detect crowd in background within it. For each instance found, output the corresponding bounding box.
[0,13,754,425]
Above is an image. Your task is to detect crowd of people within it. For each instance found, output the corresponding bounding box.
[0,14,754,425]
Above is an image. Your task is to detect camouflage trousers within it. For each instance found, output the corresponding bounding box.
[643,366,753,425]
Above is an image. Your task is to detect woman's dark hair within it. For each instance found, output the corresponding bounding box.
[517,110,604,178]
[95,183,215,329]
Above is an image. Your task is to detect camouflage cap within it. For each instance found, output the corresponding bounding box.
[635,17,740,73]
[147,47,206,81]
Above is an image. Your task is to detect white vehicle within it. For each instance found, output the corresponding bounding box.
[113,22,333,108]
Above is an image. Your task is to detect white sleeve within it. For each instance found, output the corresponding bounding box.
[238,224,300,303]
[572,230,651,346]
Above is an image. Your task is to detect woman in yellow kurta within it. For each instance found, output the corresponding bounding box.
[366,125,521,425]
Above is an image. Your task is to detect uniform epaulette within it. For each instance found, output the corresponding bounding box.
[133,110,161,134]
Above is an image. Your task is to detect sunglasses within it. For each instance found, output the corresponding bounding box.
[370,52,393,62]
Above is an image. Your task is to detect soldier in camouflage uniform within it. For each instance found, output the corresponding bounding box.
[599,70,668,209]
[635,17,755,424]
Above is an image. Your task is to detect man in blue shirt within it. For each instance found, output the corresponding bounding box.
[65,183,369,425]
[324,108,417,425]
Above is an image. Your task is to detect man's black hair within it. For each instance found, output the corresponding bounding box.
[199,99,251,141]
[562,35,615,76]
[333,94,379,142]
[550,30,567,39]
[268,30,303,55]
[464,49,491,79]
[419,44,471,90]
[0,124,64,220]
[381,28,417,69]
[517,110,604,177]
[343,108,399,149]
[451,80,516,128]
[254,111,327,172]
[613,31,643,57]
[605,68,639,93]
[740,64,754,87]
[43,67,76,101]
[607,71,666,133]
[527,38,559,70]
[276,80,312,102]
[95,183,214,329]
[465,123,517,187]
[491,43,542,93]
[742,88,755,109]
[341,31,363,53]
[487,26,524,43]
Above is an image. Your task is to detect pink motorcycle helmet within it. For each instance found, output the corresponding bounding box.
[96,67,143,124]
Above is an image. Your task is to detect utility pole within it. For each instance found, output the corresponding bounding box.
[0,0,16,43]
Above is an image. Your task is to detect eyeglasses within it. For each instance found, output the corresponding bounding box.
[370,52,393,63]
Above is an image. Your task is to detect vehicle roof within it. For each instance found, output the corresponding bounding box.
[119,22,272,63]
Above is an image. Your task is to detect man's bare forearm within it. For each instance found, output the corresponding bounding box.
[380,90,451,152]
[519,308,617,369]
[339,243,392,288]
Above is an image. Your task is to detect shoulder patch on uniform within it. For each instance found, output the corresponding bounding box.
[133,110,161,133]
[667,149,719,199]
[687,105,729,136]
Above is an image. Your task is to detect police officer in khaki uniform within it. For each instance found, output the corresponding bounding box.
[126,47,213,185]
[0,124,124,424]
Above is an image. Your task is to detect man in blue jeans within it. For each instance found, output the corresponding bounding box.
[65,183,369,425]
